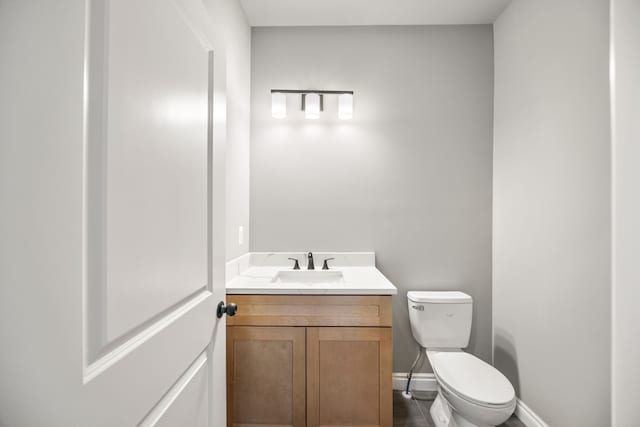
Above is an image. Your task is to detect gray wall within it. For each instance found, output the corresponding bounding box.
[203,0,252,261]
[493,1,611,425]
[224,4,252,262]
[612,0,640,425]
[250,26,494,371]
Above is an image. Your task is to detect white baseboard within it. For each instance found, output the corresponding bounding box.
[392,372,438,392]
[393,373,548,427]
[514,399,549,427]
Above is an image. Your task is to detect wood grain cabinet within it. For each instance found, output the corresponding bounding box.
[307,327,392,427]
[227,327,306,427]
[226,295,393,427]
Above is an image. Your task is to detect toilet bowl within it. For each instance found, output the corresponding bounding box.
[407,291,516,427]
[428,349,515,427]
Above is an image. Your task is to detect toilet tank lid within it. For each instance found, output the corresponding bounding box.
[407,291,472,303]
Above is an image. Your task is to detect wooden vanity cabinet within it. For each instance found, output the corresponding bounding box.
[307,327,392,427]
[226,327,306,427]
[226,295,393,427]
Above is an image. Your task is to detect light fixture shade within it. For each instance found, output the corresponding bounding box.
[271,92,286,119]
[305,93,320,119]
[338,93,353,120]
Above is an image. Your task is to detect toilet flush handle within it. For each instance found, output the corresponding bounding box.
[411,305,424,311]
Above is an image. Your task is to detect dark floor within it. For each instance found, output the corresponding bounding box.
[393,391,525,427]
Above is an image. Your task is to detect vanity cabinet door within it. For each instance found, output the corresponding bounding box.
[306,327,392,427]
[227,327,306,427]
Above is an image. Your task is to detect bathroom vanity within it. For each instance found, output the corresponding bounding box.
[225,252,397,427]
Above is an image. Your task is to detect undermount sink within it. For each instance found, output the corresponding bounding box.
[271,270,344,284]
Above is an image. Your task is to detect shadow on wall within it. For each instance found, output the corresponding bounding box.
[494,327,520,396]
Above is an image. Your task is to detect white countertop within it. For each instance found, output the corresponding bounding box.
[226,252,397,295]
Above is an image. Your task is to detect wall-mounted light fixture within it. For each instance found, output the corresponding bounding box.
[270,89,354,120]
[304,93,321,120]
[271,92,287,119]
[338,93,353,120]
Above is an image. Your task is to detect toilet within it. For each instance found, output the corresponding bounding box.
[407,291,516,427]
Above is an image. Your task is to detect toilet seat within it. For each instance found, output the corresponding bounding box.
[427,350,515,409]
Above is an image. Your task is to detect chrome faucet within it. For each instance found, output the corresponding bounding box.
[306,252,315,270]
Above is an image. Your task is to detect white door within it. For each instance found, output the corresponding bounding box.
[0,0,228,426]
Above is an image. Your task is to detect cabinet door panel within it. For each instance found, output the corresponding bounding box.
[227,327,306,427]
[307,328,392,427]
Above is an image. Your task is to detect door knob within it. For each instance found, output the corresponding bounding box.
[217,301,238,318]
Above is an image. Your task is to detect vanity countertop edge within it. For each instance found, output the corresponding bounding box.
[225,252,398,295]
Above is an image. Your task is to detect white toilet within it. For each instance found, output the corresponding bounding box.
[407,291,516,427]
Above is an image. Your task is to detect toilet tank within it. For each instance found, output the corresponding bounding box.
[407,291,473,349]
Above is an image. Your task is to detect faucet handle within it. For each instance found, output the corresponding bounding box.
[287,257,300,270]
[322,258,335,270]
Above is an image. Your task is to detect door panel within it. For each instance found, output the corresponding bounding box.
[143,352,209,427]
[227,327,306,427]
[103,0,209,343]
[83,0,222,424]
[85,0,212,366]
[307,327,393,427]
[0,0,226,425]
